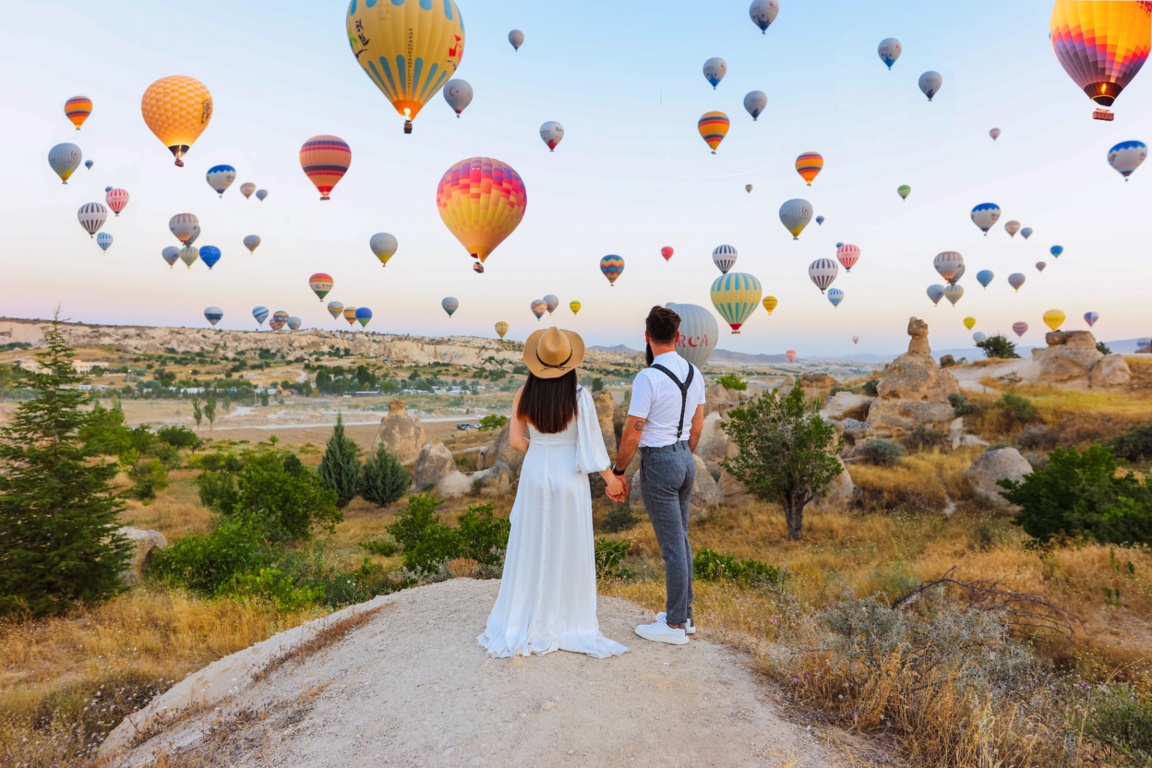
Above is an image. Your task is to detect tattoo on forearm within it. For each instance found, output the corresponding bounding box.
[633,421,645,431]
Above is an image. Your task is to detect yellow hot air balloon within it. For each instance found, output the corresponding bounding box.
[346,0,465,134]
[569,300,582,315]
[140,76,213,167]
[495,321,509,339]
[963,316,976,331]
[436,157,527,268]
[1043,309,1066,331]
[795,152,824,185]
[697,111,730,153]
[762,296,778,315]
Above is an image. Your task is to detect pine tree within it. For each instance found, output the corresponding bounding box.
[360,442,411,506]
[0,315,132,617]
[192,397,203,430]
[318,413,362,508]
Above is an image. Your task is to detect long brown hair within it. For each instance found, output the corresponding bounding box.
[517,370,578,434]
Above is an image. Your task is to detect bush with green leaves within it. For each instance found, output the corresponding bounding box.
[1000,444,1152,546]
[600,503,639,533]
[387,494,511,574]
[1096,341,1113,356]
[861,378,880,396]
[478,414,509,431]
[361,533,400,557]
[318,413,361,508]
[216,568,324,612]
[359,443,410,506]
[858,438,906,466]
[148,515,277,596]
[903,425,942,452]
[693,549,783,586]
[948,392,979,417]
[1086,683,1152,763]
[997,392,1039,427]
[976,334,1020,359]
[716,373,748,391]
[594,537,631,579]
[156,425,203,450]
[128,458,169,502]
[1108,423,1152,464]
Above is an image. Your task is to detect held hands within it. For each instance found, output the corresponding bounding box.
[605,473,629,503]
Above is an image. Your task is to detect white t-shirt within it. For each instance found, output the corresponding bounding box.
[627,351,707,448]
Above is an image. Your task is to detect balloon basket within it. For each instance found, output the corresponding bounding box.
[174,159,184,167]
[404,120,413,134]
[1092,109,1114,121]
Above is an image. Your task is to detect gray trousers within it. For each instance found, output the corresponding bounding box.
[639,441,694,626]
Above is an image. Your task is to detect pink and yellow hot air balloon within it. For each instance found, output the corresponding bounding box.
[1050,0,1152,119]
[300,135,351,200]
[64,96,92,130]
[140,76,213,166]
[697,111,730,154]
[436,157,527,269]
[309,273,334,301]
[795,152,824,185]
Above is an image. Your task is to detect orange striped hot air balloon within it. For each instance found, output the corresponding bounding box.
[795,152,824,185]
[697,111,730,154]
[140,76,213,167]
[64,96,92,130]
[299,135,351,200]
[436,157,527,268]
[1051,0,1152,119]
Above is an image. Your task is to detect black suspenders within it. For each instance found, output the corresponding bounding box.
[649,364,695,440]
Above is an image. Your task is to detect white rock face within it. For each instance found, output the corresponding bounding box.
[962,448,1033,508]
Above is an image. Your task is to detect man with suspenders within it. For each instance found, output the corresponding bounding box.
[610,307,707,645]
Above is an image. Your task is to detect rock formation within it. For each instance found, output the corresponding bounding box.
[1031,331,1131,390]
[119,528,167,586]
[372,400,427,464]
[962,448,1033,508]
[412,440,458,492]
[865,318,959,438]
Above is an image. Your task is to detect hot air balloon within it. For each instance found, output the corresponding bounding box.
[1084,311,1099,327]
[795,152,824,185]
[745,184,753,194]
[973,332,987,344]
[1036,261,1047,272]
[355,307,373,328]
[253,306,270,327]
[141,76,213,166]
[698,111,730,153]
[919,71,942,101]
[85,160,93,170]
[762,296,778,315]
[1050,245,1064,258]
[539,121,564,152]
[240,183,256,199]
[927,284,946,306]
[743,90,767,120]
[749,0,779,33]
[105,188,129,217]
[443,79,473,117]
[952,263,966,285]
[815,215,825,225]
[199,245,221,270]
[347,0,465,133]
[508,29,524,50]
[243,235,261,254]
[785,350,798,363]
[878,38,902,69]
[77,203,107,238]
[569,301,582,315]
[971,203,1001,235]
[808,258,839,293]
[666,302,718,369]
[703,57,727,89]
[288,317,302,331]
[1108,140,1147,180]
[300,135,350,200]
[96,233,113,252]
[711,272,762,334]
[495,322,509,339]
[989,127,1001,141]
[436,157,527,268]
[933,251,963,283]
[827,288,844,308]
[530,300,547,320]
[712,244,738,274]
[48,143,82,184]
[897,184,911,200]
[1004,220,1021,237]
[178,246,199,269]
[256,188,268,202]
[64,96,92,130]
[161,246,180,269]
[600,255,624,286]
[343,307,358,326]
[327,301,343,320]
[309,273,334,301]
[836,243,860,272]
[852,336,860,345]
[542,295,559,314]
[1050,0,1151,119]
[963,316,976,331]
[370,232,398,266]
[204,307,223,327]
[1021,227,1033,239]
[442,296,459,318]
[206,164,236,196]
[779,198,813,239]
[1012,322,1029,337]
[977,269,994,289]
[944,284,964,307]
[1008,273,1026,292]
[1042,309,1065,331]
[166,214,196,245]
[271,311,289,331]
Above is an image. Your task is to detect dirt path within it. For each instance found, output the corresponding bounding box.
[100,580,874,767]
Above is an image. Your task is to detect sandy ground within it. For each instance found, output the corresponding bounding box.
[100,580,875,768]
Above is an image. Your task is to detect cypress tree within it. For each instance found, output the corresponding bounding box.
[0,315,132,617]
[360,442,411,506]
[318,413,362,508]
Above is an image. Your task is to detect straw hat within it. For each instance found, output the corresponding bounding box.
[523,327,585,379]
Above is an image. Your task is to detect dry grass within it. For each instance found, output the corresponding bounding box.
[251,603,391,683]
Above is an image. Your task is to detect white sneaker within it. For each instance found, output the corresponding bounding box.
[635,619,689,645]
[657,612,696,635]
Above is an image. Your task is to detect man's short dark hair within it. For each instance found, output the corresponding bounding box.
[646,306,680,343]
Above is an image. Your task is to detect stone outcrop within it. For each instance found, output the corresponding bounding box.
[704,384,742,417]
[629,454,723,520]
[865,318,959,439]
[412,440,457,492]
[962,448,1033,508]
[593,391,618,456]
[1030,331,1132,390]
[1090,355,1133,389]
[695,412,730,480]
[811,460,856,511]
[477,424,525,475]
[120,527,167,586]
[821,391,873,422]
[373,400,427,464]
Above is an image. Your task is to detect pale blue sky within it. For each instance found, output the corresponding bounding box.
[3,0,1150,356]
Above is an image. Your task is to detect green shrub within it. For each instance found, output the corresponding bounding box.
[360,443,410,506]
[196,469,239,513]
[456,503,511,567]
[976,334,1020,359]
[1096,341,1113,356]
[317,414,361,508]
[997,392,1039,427]
[216,568,323,612]
[1109,424,1152,463]
[861,378,880,396]
[693,549,783,586]
[361,533,400,557]
[903,425,942,452]
[601,503,639,533]
[225,451,341,543]
[1000,444,1152,546]
[128,458,169,502]
[388,495,510,574]
[594,538,631,579]
[858,438,906,466]
[716,373,748,391]
[149,516,276,596]
[478,414,508,431]
[389,493,444,550]
[156,425,203,450]
[1087,684,1152,764]
[949,393,979,417]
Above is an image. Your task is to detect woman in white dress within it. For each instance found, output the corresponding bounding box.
[478,327,630,659]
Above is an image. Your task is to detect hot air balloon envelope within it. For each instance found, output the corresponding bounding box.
[712,245,737,274]
[300,135,351,200]
[697,111,730,153]
[600,255,624,286]
[1050,0,1151,114]
[666,303,718,369]
[878,38,902,69]
[436,157,527,266]
[710,272,762,334]
[749,0,779,33]
[141,75,213,166]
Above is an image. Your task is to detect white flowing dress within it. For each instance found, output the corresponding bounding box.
[478,387,629,659]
